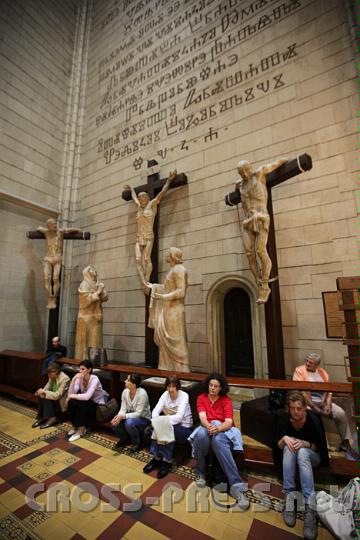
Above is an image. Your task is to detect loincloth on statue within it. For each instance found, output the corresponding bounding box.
[136,233,154,246]
[43,254,62,265]
[243,212,270,233]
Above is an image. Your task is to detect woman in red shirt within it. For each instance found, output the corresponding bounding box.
[189,372,249,510]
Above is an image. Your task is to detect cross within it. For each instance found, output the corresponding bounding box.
[225,153,313,379]
[27,226,91,347]
[336,276,360,434]
[122,159,188,368]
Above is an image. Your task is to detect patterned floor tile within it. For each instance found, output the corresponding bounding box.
[0,397,338,540]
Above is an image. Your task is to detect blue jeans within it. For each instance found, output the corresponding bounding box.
[282,446,320,503]
[150,424,192,462]
[114,417,150,445]
[191,422,247,497]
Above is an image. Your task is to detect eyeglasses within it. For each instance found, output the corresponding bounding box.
[209,383,220,388]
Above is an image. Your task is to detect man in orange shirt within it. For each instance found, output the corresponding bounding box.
[293,353,352,451]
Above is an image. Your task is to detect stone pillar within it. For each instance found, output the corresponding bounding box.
[59,0,93,347]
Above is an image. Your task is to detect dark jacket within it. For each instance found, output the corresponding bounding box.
[46,344,67,357]
[272,409,329,467]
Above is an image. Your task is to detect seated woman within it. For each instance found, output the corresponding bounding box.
[273,391,329,540]
[110,373,151,452]
[66,360,105,442]
[189,372,249,510]
[32,362,70,428]
[143,375,193,479]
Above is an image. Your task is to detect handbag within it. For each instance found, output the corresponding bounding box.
[88,347,108,367]
[96,397,118,423]
[316,477,360,540]
[269,389,286,410]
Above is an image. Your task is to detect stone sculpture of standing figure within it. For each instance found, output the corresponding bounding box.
[36,218,82,309]
[235,158,287,304]
[145,247,190,372]
[75,265,108,361]
[124,171,176,285]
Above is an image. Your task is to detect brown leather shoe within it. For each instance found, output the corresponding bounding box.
[40,417,58,429]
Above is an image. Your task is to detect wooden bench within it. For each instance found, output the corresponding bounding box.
[240,446,357,483]
[0,350,50,404]
[1,351,354,481]
[0,383,38,403]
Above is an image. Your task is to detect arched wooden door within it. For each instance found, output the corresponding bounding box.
[224,288,254,377]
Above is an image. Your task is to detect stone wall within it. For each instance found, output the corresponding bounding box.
[0,0,79,350]
[67,0,359,381]
[0,0,357,381]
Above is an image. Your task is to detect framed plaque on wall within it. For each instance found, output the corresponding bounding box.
[322,291,345,338]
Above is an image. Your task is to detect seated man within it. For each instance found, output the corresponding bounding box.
[41,336,67,375]
[46,336,67,357]
[293,352,352,451]
[188,373,249,510]
[32,362,70,428]
[273,391,328,540]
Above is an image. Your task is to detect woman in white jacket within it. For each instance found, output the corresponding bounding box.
[143,375,193,479]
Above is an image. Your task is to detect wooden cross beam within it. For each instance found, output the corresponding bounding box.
[27,231,91,240]
[122,160,188,368]
[225,153,312,379]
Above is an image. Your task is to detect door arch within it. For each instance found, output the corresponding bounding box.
[206,274,264,378]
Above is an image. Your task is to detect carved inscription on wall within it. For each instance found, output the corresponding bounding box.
[95,0,303,168]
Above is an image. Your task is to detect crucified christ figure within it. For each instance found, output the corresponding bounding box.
[236,158,287,304]
[37,218,82,309]
[124,170,177,285]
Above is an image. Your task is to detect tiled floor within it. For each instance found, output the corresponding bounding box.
[0,398,337,539]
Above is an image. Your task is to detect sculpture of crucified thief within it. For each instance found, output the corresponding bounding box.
[37,218,82,309]
[236,158,287,304]
[124,170,177,285]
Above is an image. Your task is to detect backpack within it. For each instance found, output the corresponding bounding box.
[268,389,286,410]
[316,477,360,540]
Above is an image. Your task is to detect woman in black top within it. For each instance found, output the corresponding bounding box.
[273,391,328,540]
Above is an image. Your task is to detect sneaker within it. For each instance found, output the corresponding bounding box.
[303,505,317,540]
[68,428,76,437]
[195,474,206,488]
[282,494,296,527]
[338,440,349,452]
[346,447,360,461]
[237,492,250,511]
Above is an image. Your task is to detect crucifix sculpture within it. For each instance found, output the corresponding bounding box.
[122,160,188,368]
[27,219,90,344]
[225,153,312,379]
